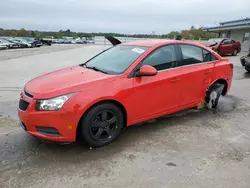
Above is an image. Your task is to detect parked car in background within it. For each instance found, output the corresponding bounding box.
[18,37,233,147]
[13,38,32,48]
[0,38,18,48]
[5,38,29,48]
[17,37,35,47]
[63,39,72,44]
[86,39,94,44]
[40,39,52,46]
[174,35,183,40]
[75,39,87,44]
[33,38,43,47]
[203,38,241,56]
[0,43,8,50]
[240,52,250,72]
[21,37,43,47]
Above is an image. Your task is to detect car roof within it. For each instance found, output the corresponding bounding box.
[120,39,207,48]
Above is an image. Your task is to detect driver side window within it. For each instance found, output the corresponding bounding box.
[223,39,232,44]
[141,45,177,71]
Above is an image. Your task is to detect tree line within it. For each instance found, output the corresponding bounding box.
[0,26,217,40]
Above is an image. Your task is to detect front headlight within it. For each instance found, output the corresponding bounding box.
[36,93,77,111]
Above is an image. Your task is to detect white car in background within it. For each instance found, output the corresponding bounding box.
[0,43,8,50]
[15,38,32,48]
[0,39,17,48]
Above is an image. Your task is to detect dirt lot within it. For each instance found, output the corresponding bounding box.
[0,46,250,188]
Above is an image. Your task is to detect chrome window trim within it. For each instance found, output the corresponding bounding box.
[157,60,218,73]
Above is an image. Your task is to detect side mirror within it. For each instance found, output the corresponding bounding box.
[136,65,157,77]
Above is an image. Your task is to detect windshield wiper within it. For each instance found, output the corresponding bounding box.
[83,64,108,74]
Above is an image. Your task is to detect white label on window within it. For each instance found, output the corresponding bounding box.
[132,48,145,54]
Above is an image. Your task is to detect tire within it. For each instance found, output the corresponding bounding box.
[80,103,124,147]
[246,67,250,73]
[232,49,238,56]
[205,84,224,109]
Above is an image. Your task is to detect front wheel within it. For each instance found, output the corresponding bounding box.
[80,103,124,147]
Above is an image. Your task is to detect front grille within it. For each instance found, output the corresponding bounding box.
[19,99,29,111]
[36,127,61,136]
[24,90,33,98]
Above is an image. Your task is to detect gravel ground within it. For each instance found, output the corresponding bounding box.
[0,46,250,188]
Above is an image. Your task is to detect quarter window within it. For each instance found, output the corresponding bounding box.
[180,44,203,66]
[142,45,177,71]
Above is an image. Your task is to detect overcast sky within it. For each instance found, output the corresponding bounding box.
[0,0,249,34]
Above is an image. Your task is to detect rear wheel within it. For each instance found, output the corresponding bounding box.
[232,49,238,56]
[80,103,124,147]
[205,83,225,109]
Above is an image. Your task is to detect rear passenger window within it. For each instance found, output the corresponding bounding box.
[180,44,203,65]
[142,45,177,71]
[203,49,218,62]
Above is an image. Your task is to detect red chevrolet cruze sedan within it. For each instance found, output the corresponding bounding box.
[18,37,233,147]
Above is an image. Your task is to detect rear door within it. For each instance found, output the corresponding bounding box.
[177,44,216,107]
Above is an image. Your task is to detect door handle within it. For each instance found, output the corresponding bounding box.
[170,77,180,83]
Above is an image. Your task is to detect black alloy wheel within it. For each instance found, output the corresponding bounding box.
[80,103,124,147]
[89,110,117,141]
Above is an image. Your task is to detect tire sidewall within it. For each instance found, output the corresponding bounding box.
[206,85,223,109]
[80,103,124,147]
[245,66,250,73]
[233,49,238,56]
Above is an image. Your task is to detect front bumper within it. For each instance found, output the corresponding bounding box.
[18,93,79,142]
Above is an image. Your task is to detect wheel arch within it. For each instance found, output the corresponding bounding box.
[209,78,228,96]
[76,99,128,140]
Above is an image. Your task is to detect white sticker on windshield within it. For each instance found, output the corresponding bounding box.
[132,48,145,54]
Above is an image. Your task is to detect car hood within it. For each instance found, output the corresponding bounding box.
[201,41,217,47]
[25,65,116,99]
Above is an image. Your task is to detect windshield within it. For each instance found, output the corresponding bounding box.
[83,45,148,74]
[208,38,223,43]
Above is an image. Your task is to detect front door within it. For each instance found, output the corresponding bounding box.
[220,39,233,54]
[129,45,182,122]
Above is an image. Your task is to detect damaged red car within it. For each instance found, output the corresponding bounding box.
[203,38,241,56]
[18,37,233,147]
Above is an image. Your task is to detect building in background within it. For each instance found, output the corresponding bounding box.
[204,18,250,52]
